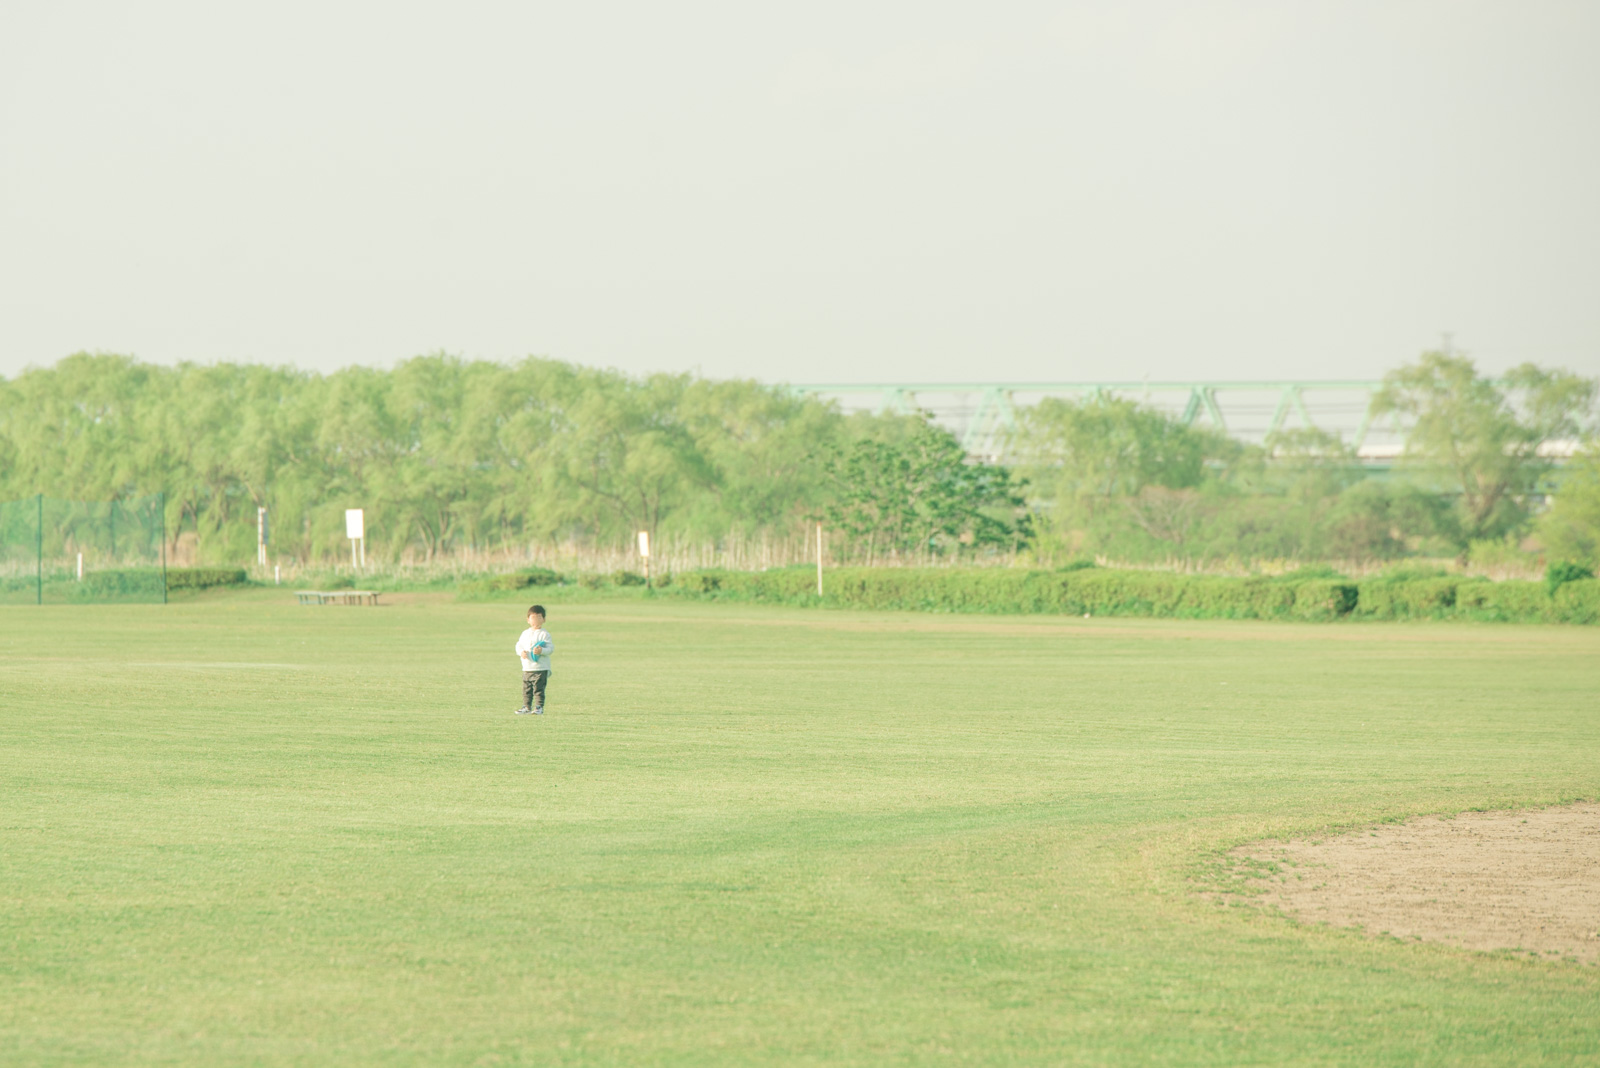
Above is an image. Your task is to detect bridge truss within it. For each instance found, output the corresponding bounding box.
[791,381,1399,462]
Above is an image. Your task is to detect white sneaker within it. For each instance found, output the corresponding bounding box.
[514,707,531,715]
[532,707,545,715]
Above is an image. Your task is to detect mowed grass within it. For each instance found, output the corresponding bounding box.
[1,593,1598,1066]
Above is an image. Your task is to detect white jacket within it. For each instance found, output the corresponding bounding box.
[515,627,553,671]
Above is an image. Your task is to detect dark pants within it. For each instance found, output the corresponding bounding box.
[522,670,549,711]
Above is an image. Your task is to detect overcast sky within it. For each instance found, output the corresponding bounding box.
[2,0,1597,385]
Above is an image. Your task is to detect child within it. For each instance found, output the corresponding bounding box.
[513,605,554,715]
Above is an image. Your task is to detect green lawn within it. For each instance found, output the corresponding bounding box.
[2,593,1597,1065]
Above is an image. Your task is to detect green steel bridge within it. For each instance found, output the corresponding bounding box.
[791,380,1398,460]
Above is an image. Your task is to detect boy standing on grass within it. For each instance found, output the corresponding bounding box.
[514,605,553,716]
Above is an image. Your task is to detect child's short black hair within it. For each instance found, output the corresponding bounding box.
[528,605,546,618]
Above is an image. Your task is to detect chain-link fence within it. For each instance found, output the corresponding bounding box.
[0,495,167,604]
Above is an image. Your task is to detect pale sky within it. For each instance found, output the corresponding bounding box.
[2,0,1597,385]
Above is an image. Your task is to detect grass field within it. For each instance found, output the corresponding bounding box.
[2,592,1598,1065]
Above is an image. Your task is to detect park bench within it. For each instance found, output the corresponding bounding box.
[295,590,381,606]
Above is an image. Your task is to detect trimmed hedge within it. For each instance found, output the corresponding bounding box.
[1292,579,1360,620]
[1553,578,1600,624]
[80,569,166,597]
[165,567,249,590]
[458,568,562,596]
[659,566,1597,624]
[63,567,248,595]
[1548,560,1596,595]
[1352,576,1460,619]
[0,566,252,603]
[1453,579,1550,622]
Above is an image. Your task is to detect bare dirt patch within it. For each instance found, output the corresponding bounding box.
[1230,803,1600,962]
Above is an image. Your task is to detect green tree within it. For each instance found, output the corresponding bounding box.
[821,416,1026,562]
[0,353,157,500]
[1262,428,1359,502]
[375,355,510,560]
[1371,353,1596,543]
[1006,394,1243,562]
[553,368,715,548]
[1246,428,1363,558]
[1008,394,1227,503]
[1539,444,1600,567]
[311,365,404,559]
[674,378,845,542]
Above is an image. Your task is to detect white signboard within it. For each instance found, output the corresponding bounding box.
[345,509,365,540]
[637,530,650,557]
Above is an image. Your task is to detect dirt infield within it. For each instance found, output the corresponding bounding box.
[1233,803,1600,962]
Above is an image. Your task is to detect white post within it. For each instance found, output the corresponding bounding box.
[637,530,650,585]
[274,564,280,586]
[77,552,83,581]
[351,539,358,569]
[359,537,365,569]
[816,523,823,597]
[257,507,267,567]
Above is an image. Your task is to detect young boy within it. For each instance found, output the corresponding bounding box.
[513,605,553,715]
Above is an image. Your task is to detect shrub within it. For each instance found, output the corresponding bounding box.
[1454,579,1549,622]
[1552,578,1600,624]
[165,567,248,591]
[664,567,1356,621]
[1281,564,1346,581]
[76,569,166,598]
[457,568,564,597]
[488,568,561,591]
[655,565,1597,625]
[1353,576,1458,620]
[1372,564,1449,582]
[34,566,247,600]
[1291,579,1359,620]
[1546,560,1595,596]
[612,570,647,587]
[1467,536,1539,578]
[1184,575,1300,619]
[687,571,723,593]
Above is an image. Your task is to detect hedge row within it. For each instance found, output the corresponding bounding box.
[166,567,249,590]
[457,568,649,598]
[457,567,562,596]
[0,567,250,603]
[78,567,248,594]
[660,566,1600,624]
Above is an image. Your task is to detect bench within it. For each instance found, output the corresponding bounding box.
[295,590,381,606]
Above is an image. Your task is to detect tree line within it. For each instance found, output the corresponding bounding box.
[1010,353,1597,567]
[1,351,1596,570]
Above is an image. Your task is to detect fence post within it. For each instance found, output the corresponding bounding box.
[160,492,168,605]
[36,493,43,606]
[816,523,823,598]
